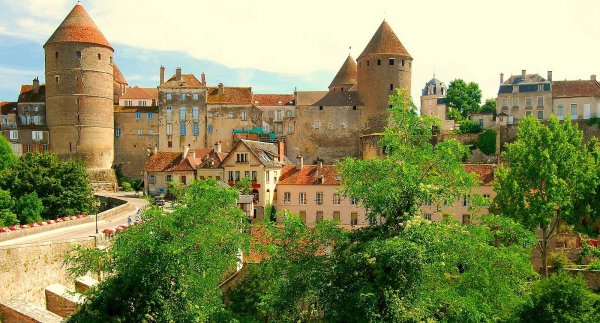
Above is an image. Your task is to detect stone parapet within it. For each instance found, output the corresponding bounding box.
[44,284,85,318]
[0,299,62,323]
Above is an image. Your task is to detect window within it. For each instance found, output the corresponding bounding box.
[193,93,199,100]
[299,192,306,205]
[227,112,234,119]
[501,98,508,108]
[319,106,323,111]
[166,93,172,100]
[55,51,58,59]
[241,111,247,121]
[228,171,234,181]
[351,197,358,205]
[283,192,291,204]
[76,51,81,59]
[538,84,544,91]
[483,194,491,207]
[114,129,121,137]
[276,110,283,121]
[139,100,145,106]
[25,144,31,153]
[525,97,532,108]
[148,129,154,135]
[252,171,257,181]
[300,211,307,223]
[512,98,519,108]
[424,214,432,221]
[571,104,578,119]
[557,105,564,120]
[32,131,43,141]
[244,171,250,178]
[137,128,143,136]
[351,213,358,226]
[135,112,141,120]
[266,171,271,183]
[462,214,471,224]
[147,112,153,120]
[333,193,341,205]
[389,58,395,65]
[285,110,293,118]
[316,192,323,205]
[168,141,172,148]
[512,85,518,93]
[179,106,186,121]
[193,123,199,136]
[166,107,172,122]
[366,60,369,66]
[287,124,294,133]
[208,124,213,134]
[537,110,543,120]
[55,75,60,83]
[236,153,248,163]
[463,194,470,207]
[166,123,173,135]
[166,174,173,182]
[377,59,381,65]
[179,93,186,100]
[192,107,199,121]
[181,176,187,185]
[478,118,484,127]
[526,111,532,116]
[333,211,340,222]
[389,84,394,91]
[316,211,323,223]
[180,124,186,136]
[537,96,544,107]
[149,175,156,184]
[235,171,240,181]
[314,120,320,129]
[269,111,275,119]
[42,144,48,152]
[276,124,283,133]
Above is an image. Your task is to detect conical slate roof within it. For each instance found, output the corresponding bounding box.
[44,3,113,50]
[329,55,357,89]
[358,20,411,59]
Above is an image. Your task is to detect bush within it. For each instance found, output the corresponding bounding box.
[457,119,481,134]
[549,252,574,272]
[14,192,44,224]
[478,128,497,155]
[588,259,600,270]
[121,182,133,192]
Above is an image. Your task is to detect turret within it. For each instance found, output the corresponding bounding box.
[329,55,357,92]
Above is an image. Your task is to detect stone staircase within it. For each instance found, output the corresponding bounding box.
[0,276,98,322]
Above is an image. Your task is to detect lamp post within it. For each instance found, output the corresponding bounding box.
[94,198,101,234]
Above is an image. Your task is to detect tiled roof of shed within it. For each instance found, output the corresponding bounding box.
[44,3,113,50]
[463,164,496,186]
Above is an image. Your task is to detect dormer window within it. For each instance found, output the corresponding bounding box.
[538,84,544,91]
[512,86,519,93]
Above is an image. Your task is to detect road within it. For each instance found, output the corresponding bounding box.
[0,193,148,247]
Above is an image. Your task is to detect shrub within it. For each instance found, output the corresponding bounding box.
[549,252,574,272]
[588,259,600,270]
[457,119,481,134]
[478,128,497,155]
[121,182,133,192]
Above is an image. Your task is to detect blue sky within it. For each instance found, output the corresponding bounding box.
[1,0,599,104]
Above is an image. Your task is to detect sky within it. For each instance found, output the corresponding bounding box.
[0,0,599,107]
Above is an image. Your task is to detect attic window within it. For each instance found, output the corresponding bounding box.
[55,51,58,59]
[377,59,381,65]
[55,75,60,83]
[389,58,395,65]
[76,51,82,59]
[98,53,101,60]
[319,106,323,110]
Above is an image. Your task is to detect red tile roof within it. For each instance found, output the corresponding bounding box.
[161,74,204,88]
[144,149,226,172]
[463,164,496,186]
[207,86,253,105]
[252,94,295,106]
[113,106,158,113]
[18,85,45,103]
[552,80,600,98]
[113,63,127,85]
[120,86,158,100]
[278,164,341,185]
[44,3,113,50]
[329,55,357,89]
[0,102,17,115]
[359,20,411,59]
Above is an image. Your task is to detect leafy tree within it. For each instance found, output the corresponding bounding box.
[478,128,497,155]
[0,189,18,227]
[66,179,249,321]
[491,116,600,276]
[14,192,44,224]
[480,98,497,114]
[457,119,482,134]
[121,181,132,191]
[235,177,252,195]
[337,89,477,228]
[519,272,600,322]
[446,79,482,118]
[0,153,93,218]
[0,134,17,171]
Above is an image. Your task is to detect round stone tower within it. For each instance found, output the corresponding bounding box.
[357,20,412,132]
[44,3,115,173]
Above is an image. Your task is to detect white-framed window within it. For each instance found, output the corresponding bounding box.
[512,86,518,93]
[166,174,172,182]
[193,93,199,100]
[269,111,275,119]
[25,144,31,153]
[501,98,508,108]
[316,211,323,223]
[351,197,358,205]
[166,123,172,135]
[236,153,248,163]
[32,131,43,140]
[525,97,532,108]
[584,104,591,119]
[557,105,564,120]
[276,110,283,121]
[42,144,48,152]
[115,128,121,137]
[316,192,323,205]
[241,111,247,121]
[179,106,186,121]
[276,124,283,133]
[537,110,543,120]
[147,112,153,120]
[135,112,141,120]
[9,130,18,140]
[180,124,186,136]
[537,96,544,107]
[266,171,270,183]
[284,192,291,204]
[571,104,578,119]
[463,194,470,207]
[166,107,172,122]
[227,112,234,119]
[192,107,199,121]
[512,98,519,108]
[166,93,172,100]
[179,93,186,100]
[149,175,156,184]
[538,84,544,92]
[299,192,306,205]
[193,123,199,136]
[137,128,143,136]
[285,110,293,118]
[333,193,341,205]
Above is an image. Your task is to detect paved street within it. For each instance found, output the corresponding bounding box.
[0,193,148,247]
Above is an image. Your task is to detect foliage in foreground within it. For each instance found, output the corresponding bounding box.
[65,179,249,322]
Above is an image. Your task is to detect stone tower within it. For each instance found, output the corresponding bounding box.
[44,3,115,180]
[357,20,412,132]
[329,55,357,92]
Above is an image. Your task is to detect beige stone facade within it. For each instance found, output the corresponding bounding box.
[552,78,600,120]
[469,113,495,129]
[496,70,552,125]
[253,94,296,138]
[114,106,159,178]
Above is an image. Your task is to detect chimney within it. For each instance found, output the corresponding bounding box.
[188,150,196,158]
[521,69,526,80]
[500,73,504,84]
[296,155,303,170]
[176,67,182,81]
[201,72,206,85]
[32,77,40,94]
[214,141,222,153]
[317,161,323,173]
[152,146,158,155]
[547,71,553,82]
[277,140,285,162]
[160,65,165,84]
[591,75,597,81]
[183,144,190,159]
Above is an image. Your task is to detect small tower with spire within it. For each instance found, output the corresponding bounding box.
[356,20,412,132]
[420,75,448,121]
[328,55,357,92]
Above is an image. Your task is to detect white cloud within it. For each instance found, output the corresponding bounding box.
[1,0,600,101]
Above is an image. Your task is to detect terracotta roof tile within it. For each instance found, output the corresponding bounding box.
[120,86,157,100]
[18,85,45,103]
[44,3,113,50]
[0,102,17,115]
[207,86,253,105]
[552,80,600,98]
[329,55,357,89]
[463,164,496,186]
[252,94,295,106]
[160,74,204,89]
[113,63,127,84]
[359,20,411,59]
[144,152,181,172]
[278,164,340,185]
[145,149,225,172]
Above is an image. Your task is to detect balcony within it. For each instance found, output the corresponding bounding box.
[0,123,17,130]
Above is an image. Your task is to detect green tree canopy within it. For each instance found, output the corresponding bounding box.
[14,192,44,224]
[0,153,93,218]
[446,79,482,118]
[491,116,600,275]
[0,135,17,171]
[66,179,249,321]
[0,189,18,227]
[480,98,497,114]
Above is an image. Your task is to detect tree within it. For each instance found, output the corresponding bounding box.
[480,98,497,114]
[457,119,482,134]
[519,272,600,322]
[14,192,44,224]
[446,79,482,118]
[0,189,18,227]
[478,128,497,155]
[235,177,252,195]
[491,116,600,276]
[337,89,477,228]
[0,153,93,218]
[0,134,17,171]
[66,179,249,321]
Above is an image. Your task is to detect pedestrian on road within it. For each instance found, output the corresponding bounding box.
[127,215,132,225]
[135,212,140,223]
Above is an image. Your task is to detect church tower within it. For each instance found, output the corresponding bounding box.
[357,20,412,132]
[44,3,115,177]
